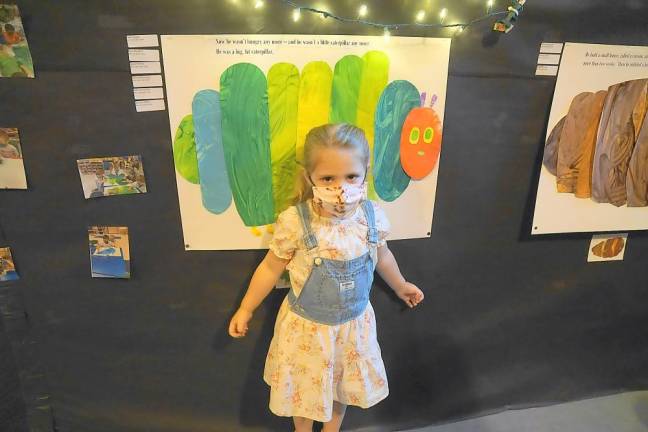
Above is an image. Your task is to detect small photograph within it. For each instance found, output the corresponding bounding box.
[0,127,27,189]
[587,233,628,262]
[0,4,35,78]
[275,270,291,289]
[77,155,147,199]
[0,247,19,281]
[88,226,131,278]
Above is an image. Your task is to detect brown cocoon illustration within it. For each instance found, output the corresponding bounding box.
[592,79,648,206]
[557,91,607,197]
[544,78,648,206]
[591,237,625,258]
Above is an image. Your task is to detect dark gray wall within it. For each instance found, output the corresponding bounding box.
[2,1,648,431]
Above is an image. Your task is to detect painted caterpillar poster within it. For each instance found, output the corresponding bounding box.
[533,42,648,235]
[162,34,450,250]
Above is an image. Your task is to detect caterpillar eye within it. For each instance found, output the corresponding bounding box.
[409,127,420,144]
[423,127,434,143]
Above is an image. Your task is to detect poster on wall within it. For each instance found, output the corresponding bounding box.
[0,4,35,78]
[533,42,648,235]
[161,34,450,250]
[0,127,27,189]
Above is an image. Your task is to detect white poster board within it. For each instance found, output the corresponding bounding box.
[162,34,450,250]
[533,42,648,235]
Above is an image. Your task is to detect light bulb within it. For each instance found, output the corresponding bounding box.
[439,8,448,20]
[254,0,264,9]
[416,10,425,22]
[358,4,368,17]
[383,27,390,43]
[292,8,301,21]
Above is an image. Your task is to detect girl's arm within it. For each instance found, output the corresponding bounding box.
[229,250,289,337]
[376,243,424,308]
[241,250,289,312]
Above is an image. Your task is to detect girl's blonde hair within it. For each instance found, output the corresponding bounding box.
[292,123,370,204]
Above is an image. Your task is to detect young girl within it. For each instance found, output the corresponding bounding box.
[229,123,424,432]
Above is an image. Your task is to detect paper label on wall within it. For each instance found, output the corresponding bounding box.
[537,53,561,65]
[540,42,564,54]
[135,99,166,112]
[133,87,164,100]
[132,74,163,87]
[587,233,627,262]
[130,61,161,74]
[536,65,559,76]
[128,49,160,62]
[126,34,159,48]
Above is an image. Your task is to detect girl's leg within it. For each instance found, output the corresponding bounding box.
[293,416,314,432]
[321,401,347,432]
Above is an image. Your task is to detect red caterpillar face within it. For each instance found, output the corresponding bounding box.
[400,107,442,180]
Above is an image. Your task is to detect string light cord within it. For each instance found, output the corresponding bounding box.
[279,0,511,33]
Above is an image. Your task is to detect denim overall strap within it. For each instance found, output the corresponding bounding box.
[296,202,318,250]
[360,200,379,246]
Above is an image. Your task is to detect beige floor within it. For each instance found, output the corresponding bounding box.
[351,391,648,432]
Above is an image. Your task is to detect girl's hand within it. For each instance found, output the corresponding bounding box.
[395,282,424,308]
[228,307,253,338]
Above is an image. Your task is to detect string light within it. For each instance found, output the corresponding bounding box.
[277,0,513,36]
[292,7,301,21]
[254,0,264,9]
[439,8,448,22]
[415,10,426,22]
[358,4,368,17]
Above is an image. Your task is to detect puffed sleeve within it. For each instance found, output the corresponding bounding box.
[371,201,391,247]
[268,206,300,260]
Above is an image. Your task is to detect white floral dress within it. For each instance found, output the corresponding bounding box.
[263,199,390,422]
